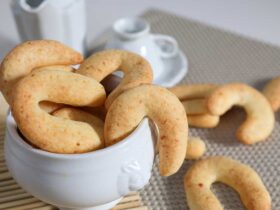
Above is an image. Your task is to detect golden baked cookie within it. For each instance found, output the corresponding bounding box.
[77,50,153,109]
[187,114,220,128]
[186,137,206,159]
[11,70,106,153]
[169,84,218,100]
[181,99,207,115]
[53,107,104,149]
[170,84,219,128]
[262,76,280,111]
[0,40,82,105]
[206,83,274,144]
[104,84,188,176]
[33,65,75,73]
[184,156,271,210]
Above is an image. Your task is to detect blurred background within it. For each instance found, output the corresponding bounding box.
[1,0,280,61]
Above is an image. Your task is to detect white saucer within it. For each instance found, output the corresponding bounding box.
[153,49,188,87]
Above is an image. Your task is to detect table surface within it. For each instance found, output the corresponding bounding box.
[1,0,280,58]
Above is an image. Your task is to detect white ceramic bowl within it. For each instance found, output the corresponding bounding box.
[4,112,156,210]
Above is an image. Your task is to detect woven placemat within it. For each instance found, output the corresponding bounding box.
[139,10,280,210]
[0,96,147,209]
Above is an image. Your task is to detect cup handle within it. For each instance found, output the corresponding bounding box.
[152,34,178,59]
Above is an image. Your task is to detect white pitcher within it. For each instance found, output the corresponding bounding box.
[11,0,86,54]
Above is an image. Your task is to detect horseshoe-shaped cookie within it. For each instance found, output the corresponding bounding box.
[184,156,271,210]
[76,50,153,109]
[206,83,274,144]
[104,84,188,176]
[0,40,83,105]
[11,70,106,153]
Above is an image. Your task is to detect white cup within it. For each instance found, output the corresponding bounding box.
[105,17,179,80]
[4,113,156,210]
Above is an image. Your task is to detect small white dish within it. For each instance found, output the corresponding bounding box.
[153,49,188,87]
[105,17,188,87]
[4,112,156,210]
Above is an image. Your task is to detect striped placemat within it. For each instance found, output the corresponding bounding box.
[0,95,147,210]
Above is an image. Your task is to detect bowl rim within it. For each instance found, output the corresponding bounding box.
[6,111,152,160]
